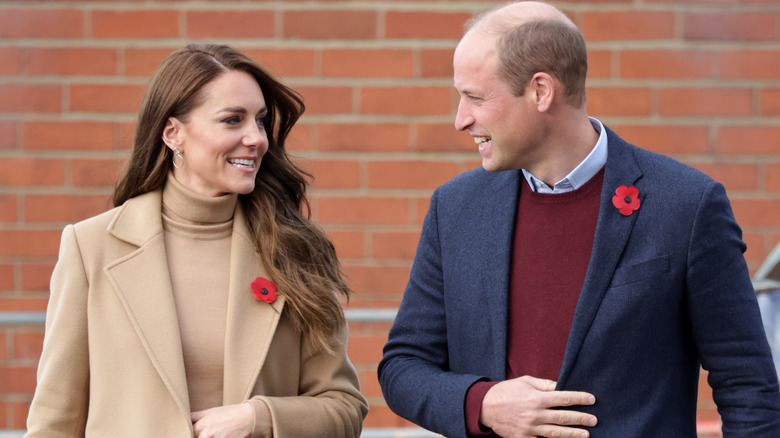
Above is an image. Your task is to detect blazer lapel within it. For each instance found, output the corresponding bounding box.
[472,169,520,378]
[103,190,191,415]
[558,131,644,386]
[222,204,285,404]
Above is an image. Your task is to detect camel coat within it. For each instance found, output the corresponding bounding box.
[25,189,368,437]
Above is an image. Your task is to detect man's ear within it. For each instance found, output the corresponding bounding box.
[162,117,182,150]
[530,72,555,113]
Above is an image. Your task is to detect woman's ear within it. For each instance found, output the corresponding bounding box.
[162,117,182,150]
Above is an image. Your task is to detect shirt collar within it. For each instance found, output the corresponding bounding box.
[522,117,608,194]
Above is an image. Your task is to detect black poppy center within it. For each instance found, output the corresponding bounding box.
[261,288,269,295]
[624,196,632,203]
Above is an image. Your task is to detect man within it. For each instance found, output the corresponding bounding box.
[377,2,780,437]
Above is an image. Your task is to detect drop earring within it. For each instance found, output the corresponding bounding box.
[172,147,184,169]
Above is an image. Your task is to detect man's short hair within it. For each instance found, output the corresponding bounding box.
[496,19,588,107]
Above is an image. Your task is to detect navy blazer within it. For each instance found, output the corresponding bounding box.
[378,127,780,437]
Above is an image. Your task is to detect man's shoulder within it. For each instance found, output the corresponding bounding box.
[436,166,519,198]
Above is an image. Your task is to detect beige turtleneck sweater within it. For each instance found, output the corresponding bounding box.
[161,176,272,437]
[162,175,237,412]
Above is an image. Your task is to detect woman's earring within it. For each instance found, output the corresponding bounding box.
[172,147,184,169]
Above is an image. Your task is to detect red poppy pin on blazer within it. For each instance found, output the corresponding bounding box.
[612,185,641,216]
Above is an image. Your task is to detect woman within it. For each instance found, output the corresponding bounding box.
[25,44,368,438]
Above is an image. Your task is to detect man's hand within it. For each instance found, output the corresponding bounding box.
[481,375,597,438]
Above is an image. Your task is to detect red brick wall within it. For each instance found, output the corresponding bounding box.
[2,0,779,435]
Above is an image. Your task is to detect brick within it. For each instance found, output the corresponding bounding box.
[416,197,432,225]
[318,197,409,225]
[610,125,709,156]
[119,122,136,150]
[27,48,117,76]
[10,402,30,430]
[684,12,774,41]
[0,264,13,291]
[585,87,651,117]
[688,163,759,192]
[766,163,780,192]
[69,84,145,113]
[372,231,421,260]
[587,50,612,79]
[124,47,177,77]
[72,159,124,187]
[347,335,386,364]
[13,332,44,361]
[363,404,411,428]
[318,123,409,152]
[327,231,364,259]
[720,51,780,79]
[658,88,751,117]
[385,11,471,39]
[0,158,65,187]
[0,298,49,312]
[342,265,411,295]
[187,11,274,38]
[0,121,16,149]
[731,199,780,227]
[0,83,61,113]
[358,370,382,399]
[0,47,21,75]
[322,49,413,78]
[361,87,452,115]
[286,123,312,152]
[0,337,6,364]
[620,50,713,79]
[284,10,376,40]
[0,195,18,223]
[25,194,111,223]
[299,159,360,190]
[367,161,459,190]
[243,49,315,78]
[0,230,62,257]
[0,367,37,394]
[92,9,179,38]
[582,11,675,41]
[294,86,352,115]
[0,9,83,38]
[21,264,55,292]
[716,126,780,155]
[421,49,455,78]
[743,232,766,268]
[761,88,780,115]
[22,121,116,151]
[417,123,475,152]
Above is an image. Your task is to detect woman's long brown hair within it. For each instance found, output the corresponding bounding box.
[113,44,351,353]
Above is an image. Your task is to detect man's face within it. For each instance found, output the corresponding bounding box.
[453,31,543,172]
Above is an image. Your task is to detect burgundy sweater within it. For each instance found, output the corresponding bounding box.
[465,168,604,436]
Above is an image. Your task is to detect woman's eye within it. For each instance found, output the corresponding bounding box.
[256,115,268,127]
[222,116,241,125]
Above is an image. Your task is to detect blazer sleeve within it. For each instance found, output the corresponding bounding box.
[253,324,368,438]
[25,225,90,437]
[378,189,486,438]
[685,182,780,436]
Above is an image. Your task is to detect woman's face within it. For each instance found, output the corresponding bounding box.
[164,70,269,197]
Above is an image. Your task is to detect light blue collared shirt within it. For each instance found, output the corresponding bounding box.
[521,117,608,194]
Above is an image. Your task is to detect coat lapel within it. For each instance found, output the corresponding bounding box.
[103,190,191,415]
[558,131,644,386]
[222,204,285,404]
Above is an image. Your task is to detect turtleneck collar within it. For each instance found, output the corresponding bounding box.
[162,173,238,225]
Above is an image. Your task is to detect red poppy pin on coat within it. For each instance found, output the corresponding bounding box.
[612,185,641,216]
[251,277,279,314]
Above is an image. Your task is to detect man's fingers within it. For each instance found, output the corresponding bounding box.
[542,389,596,408]
[542,408,598,428]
